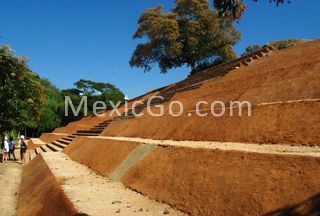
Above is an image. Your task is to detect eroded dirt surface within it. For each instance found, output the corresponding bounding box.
[0,161,22,216]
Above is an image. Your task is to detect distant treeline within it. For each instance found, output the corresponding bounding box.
[0,45,125,137]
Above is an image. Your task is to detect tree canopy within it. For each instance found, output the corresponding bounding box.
[35,79,64,132]
[214,0,291,20]
[130,0,240,73]
[63,79,125,123]
[0,45,44,134]
[73,79,125,108]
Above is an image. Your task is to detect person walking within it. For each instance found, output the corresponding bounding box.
[8,136,16,160]
[20,135,28,163]
[2,136,9,163]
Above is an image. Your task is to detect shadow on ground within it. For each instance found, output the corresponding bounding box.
[265,194,320,216]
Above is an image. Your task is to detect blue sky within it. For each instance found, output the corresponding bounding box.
[0,0,319,98]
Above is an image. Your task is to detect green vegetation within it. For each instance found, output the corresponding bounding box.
[36,79,64,133]
[63,79,125,122]
[214,0,291,20]
[130,0,240,73]
[241,39,301,57]
[0,45,44,135]
[269,39,301,50]
[74,79,125,109]
[0,45,125,137]
[241,44,262,56]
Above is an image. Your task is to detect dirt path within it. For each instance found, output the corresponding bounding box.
[88,136,320,157]
[43,152,185,216]
[0,161,22,216]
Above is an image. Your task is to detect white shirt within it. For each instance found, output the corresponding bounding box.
[3,140,9,151]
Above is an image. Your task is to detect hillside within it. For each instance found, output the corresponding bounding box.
[101,40,320,145]
[17,39,320,216]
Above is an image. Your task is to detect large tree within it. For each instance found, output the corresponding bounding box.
[214,0,291,20]
[0,45,44,134]
[74,79,125,107]
[130,0,240,73]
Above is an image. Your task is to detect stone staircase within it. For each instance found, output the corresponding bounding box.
[27,135,76,162]
[73,119,113,136]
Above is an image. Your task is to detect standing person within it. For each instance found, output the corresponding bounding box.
[1,136,4,163]
[2,136,9,163]
[9,136,16,160]
[20,135,28,163]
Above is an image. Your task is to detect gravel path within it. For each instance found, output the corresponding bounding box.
[89,136,320,157]
[43,152,185,216]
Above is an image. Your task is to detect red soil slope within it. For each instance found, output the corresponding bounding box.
[103,100,319,144]
[63,137,139,176]
[123,146,320,216]
[17,155,77,216]
[102,40,320,145]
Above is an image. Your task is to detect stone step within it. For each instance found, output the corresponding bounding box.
[58,139,71,144]
[73,133,99,137]
[242,61,249,66]
[40,145,52,153]
[99,122,112,126]
[62,137,73,142]
[35,147,43,154]
[94,124,107,128]
[97,124,110,128]
[52,141,68,149]
[89,128,104,132]
[46,143,63,152]
[91,126,105,130]
[76,130,101,134]
[88,131,103,134]
[99,121,112,125]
